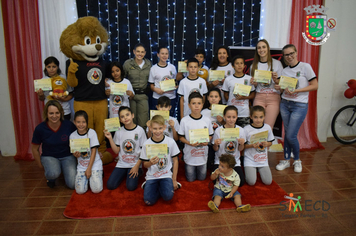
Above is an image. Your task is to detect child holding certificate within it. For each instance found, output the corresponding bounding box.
[148,46,177,116]
[243,106,274,186]
[70,110,103,194]
[208,154,250,213]
[105,62,135,118]
[249,39,283,129]
[146,96,180,141]
[140,115,180,205]
[212,106,246,186]
[222,55,255,127]
[177,58,208,120]
[178,92,214,182]
[104,106,147,191]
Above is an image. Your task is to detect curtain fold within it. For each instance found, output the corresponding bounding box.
[1,0,43,160]
[287,0,324,150]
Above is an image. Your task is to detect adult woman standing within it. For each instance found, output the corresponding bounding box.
[32,100,77,188]
[275,44,318,173]
[250,39,283,128]
[123,43,152,129]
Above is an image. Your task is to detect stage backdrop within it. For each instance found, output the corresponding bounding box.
[76,0,261,66]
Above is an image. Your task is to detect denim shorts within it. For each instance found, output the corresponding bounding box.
[212,187,240,201]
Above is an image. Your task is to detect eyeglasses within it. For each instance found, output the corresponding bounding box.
[284,52,295,57]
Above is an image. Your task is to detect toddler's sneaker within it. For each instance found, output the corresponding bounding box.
[276,160,290,171]
[293,160,302,173]
[177,182,182,189]
[236,204,251,213]
[208,201,219,213]
[47,180,55,188]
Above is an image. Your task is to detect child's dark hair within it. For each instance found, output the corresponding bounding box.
[109,61,125,80]
[250,105,265,116]
[157,96,171,107]
[74,110,89,124]
[44,56,61,76]
[188,91,203,103]
[203,88,222,109]
[157,46,168,54]
[186,58,199,67]
[118,106,132,115]
[195,47,206,58]
[223,105,238,116]
[231,55,245,65]
[219,154,236,168]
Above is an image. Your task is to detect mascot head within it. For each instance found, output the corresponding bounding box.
[60,16,108,62]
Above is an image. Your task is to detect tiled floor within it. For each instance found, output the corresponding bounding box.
[0,138,355,235]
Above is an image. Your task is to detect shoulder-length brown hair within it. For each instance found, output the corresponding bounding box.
[43,100,64,121]
[251,39,273,77]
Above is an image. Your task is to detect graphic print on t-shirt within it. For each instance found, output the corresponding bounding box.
[157,158,168,170]
[123,139,136,154]
[87,68,103,85]
[224,141,237,154]
[218,175,233,187]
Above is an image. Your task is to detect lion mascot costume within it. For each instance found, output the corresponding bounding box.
[60,16,113,164]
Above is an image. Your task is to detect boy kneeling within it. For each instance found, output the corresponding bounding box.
[208,154,251,213]
[140,115,180,205]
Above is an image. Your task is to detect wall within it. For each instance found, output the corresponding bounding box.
[0,2,17,155]
[317,0,356,141]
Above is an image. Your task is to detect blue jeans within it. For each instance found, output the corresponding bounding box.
[41,155,77,189]
[185,163,207,182]
[75,170,103,194]
[107,167,142,191]
[144,178,174,205]
[212,187,240,200]
[280,99,308,160]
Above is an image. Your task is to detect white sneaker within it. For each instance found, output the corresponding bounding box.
[293,160,302,173]
[141,181,146,189]
[276,160,290,171]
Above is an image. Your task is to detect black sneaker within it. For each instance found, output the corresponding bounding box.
[47,180,55,188]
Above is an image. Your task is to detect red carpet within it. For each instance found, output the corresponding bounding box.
[64,158,287,219]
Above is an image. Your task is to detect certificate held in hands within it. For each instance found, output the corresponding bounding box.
[250,130,268,144]
[146,144,168,159]
[70,138,90,153]
[110,83,127,95]
[209,70,225,82]
[189,128,209,143]
[159,79,176,92]
[279,76,298,90]
[105,117,121,132]
[220,128,240,142]
[211,104,227,117]
[178,61,188,73]
[34,78,52,92]
[233,83,252,96]
[254,70,272,83]
[150,110,169,121]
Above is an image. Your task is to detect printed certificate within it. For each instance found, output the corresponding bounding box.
[254,69,272,83]
[34,78,52,92]
[104,117,121,132]
[279,76,298,90]
[211,104,227,117]
[189,128,209,143]
[220,128,240,142]
[178,61,188,73]
[250,130,268,144]
[146,144,168,159]
[209,70,225,81]
[70,138,90,153]
[110,83,127,95]
[150,110,169,121]
[233,83,252,96]
[159,79,176,92]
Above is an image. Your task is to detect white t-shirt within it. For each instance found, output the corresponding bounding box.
[42,74,73,115]
[178,115,214,166]
[211,63,235,104]
[201,108,222,131]
[177,77,208,117]
[212,125,246,166]
[281,62,316,103]
[106,78,135,118]
[250,59,283,94]
[70,129,103,172]
[148,63,177,99]
[146,116,180,140]
[113,125,147,168]
[243,124,275,167]
[222,74,255,117]
[140,136,180,180]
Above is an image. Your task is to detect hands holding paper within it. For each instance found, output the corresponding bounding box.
[149,156,159,165]
[73,151,81,158]
[189,142,208,147]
